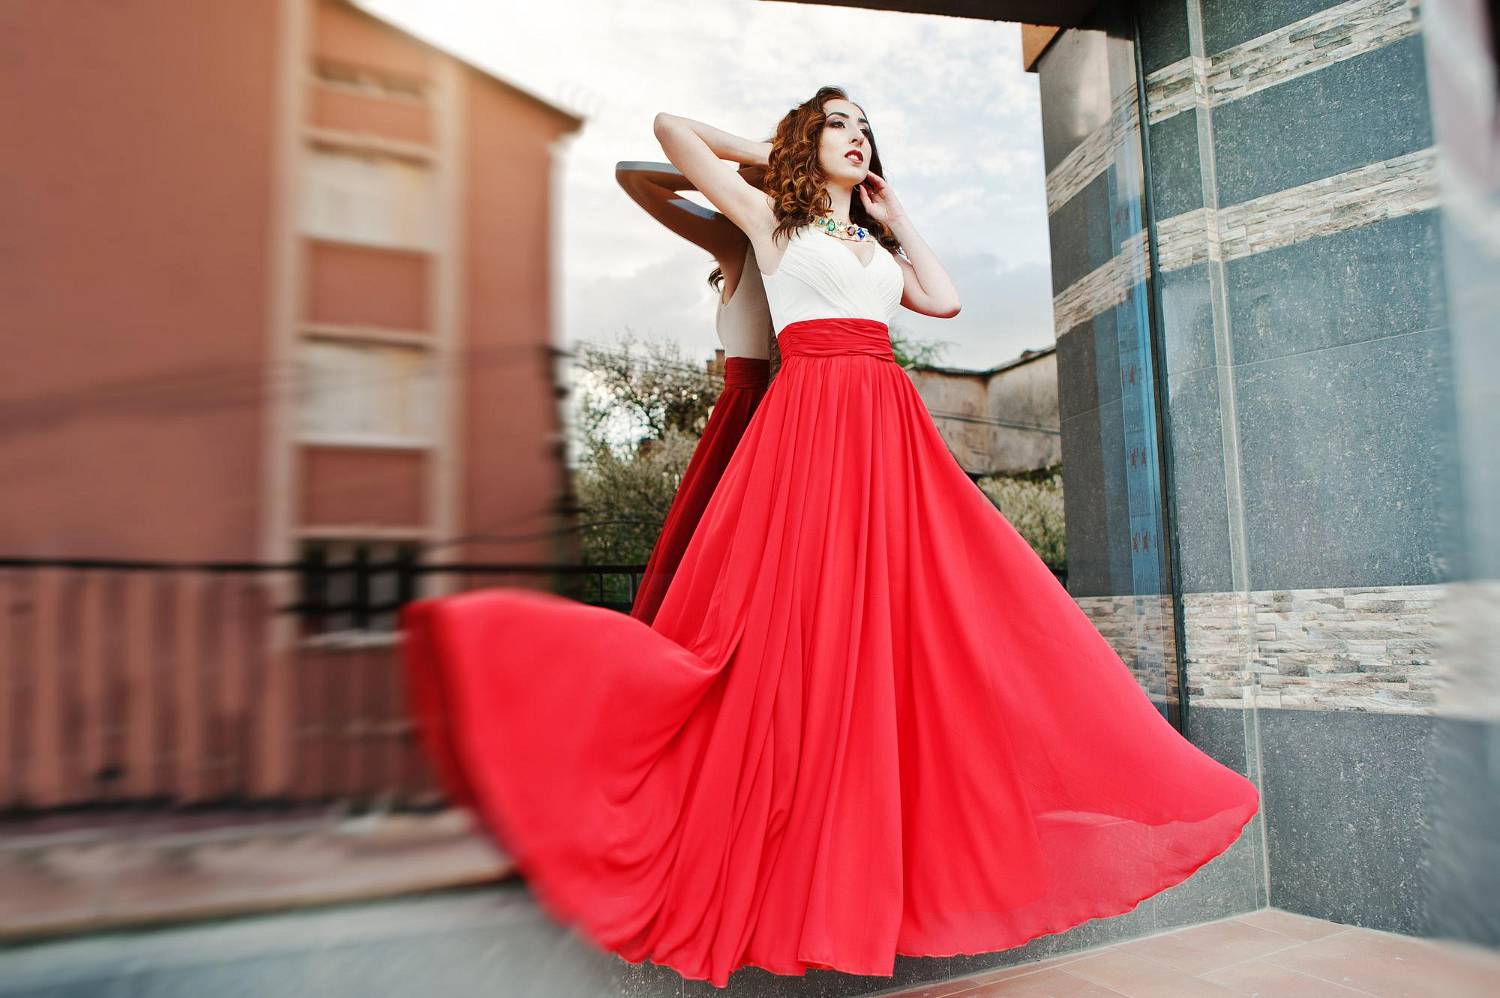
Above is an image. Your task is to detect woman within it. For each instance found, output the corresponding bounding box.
[401,86,1260,988]
[614,160,777,625]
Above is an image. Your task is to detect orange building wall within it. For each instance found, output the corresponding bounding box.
[312,0,431,79]
[300,448,427,526]
[0,0,577,565]
[308,86,434,145]
[0,0,280,560]
[293,2,439,540]
[305,245,431,331]
[457,74,574,564]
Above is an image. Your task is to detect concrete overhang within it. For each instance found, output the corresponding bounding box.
[758,0,1102,70]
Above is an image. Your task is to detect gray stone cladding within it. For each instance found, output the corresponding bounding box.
[1048,0,1434,336]
[1145,0,1425,126]
[1073,582,1500,719]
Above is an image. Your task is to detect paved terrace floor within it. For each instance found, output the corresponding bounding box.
[876,909,1500,997]
[1,809,1496,996]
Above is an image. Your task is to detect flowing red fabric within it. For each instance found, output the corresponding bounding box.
[399,317,1261,988]
[631,355,771,626]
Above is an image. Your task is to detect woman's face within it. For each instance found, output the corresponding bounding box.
[817,97,872,188]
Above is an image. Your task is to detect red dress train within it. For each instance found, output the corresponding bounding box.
[631,355,771,625]
[399,317,1261,988]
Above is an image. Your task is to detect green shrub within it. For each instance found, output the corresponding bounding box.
[976,465,1066,569]
[572,428,700,567]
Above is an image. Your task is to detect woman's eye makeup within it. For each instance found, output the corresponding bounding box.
[830,120,873,137]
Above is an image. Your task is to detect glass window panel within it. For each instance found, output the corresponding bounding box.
[296,340,437,443]
[300,149,437,251]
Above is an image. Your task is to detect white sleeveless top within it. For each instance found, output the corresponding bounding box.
[716,242,774,358]
[760,225,904,335]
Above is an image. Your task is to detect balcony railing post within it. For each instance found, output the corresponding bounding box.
[395,546,418,612]
[352,546,371,632]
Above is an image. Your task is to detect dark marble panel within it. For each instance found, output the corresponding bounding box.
[1037,26,1114,175]
[1159,262,1216,378]
[1259,708,1435,936]
[1056,307,1122,422]
[1185,703,1250,775]
[1138,0,1192,76]
[1212,34,1433,207]
[1060,396,1132,598]
[1049,169,1117,297]
[1061,400,1109,598]
[1225,210,1446,366]
[684,945,1006,998]
[1157,704,1269,926]
[1154,818,1264,930]
[1201,0,1347,57]
[684,963,896,997]
[919,899,1154,984]
[1147,106,1204,220]
[1165,366,1234,594]
[1234,326,1454,591]
[1056,321,1099,423]
[1019,894,1160,958]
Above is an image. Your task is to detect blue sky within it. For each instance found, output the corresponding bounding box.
[360,0,1055,370]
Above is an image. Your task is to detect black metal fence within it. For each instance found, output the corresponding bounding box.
[0,556,648,813]
[0,553,1070,814]
[286,547,649,632]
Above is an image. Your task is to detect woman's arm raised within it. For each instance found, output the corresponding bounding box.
[615,162,747,261]
[652,112,776,246]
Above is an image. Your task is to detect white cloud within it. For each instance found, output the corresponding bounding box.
[899,252,1055,368]
[359,0,1053,370]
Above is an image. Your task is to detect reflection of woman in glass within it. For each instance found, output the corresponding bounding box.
[613,160,776,624]
[402,85,1260,988]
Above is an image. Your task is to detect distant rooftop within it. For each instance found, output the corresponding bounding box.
[912,343,1057,378]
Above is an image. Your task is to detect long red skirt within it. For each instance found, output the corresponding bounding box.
[631,355,770,625]
[399,317,1260,988]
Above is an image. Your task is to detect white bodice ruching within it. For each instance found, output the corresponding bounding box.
[760,226,903,335]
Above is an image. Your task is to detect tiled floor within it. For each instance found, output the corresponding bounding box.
[878,909,1500,998]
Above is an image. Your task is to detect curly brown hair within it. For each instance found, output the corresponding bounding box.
[764,85,899,254]
[704,85,894,381]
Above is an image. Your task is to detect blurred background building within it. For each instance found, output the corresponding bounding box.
[1,0,580,573]
[908,346,1060,478]
[0,0,581,816]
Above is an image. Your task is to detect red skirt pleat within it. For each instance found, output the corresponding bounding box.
[631,355,771,626]
[399,317,1261,988]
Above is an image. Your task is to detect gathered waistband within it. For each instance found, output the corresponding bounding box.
[776,318,894,361]
[721,355,770,388]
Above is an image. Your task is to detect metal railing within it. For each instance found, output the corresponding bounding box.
[0,556,645,816]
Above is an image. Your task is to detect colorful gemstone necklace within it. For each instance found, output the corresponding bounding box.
[812,214,869,242]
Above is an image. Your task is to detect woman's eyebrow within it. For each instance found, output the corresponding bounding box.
[827,111,870,125]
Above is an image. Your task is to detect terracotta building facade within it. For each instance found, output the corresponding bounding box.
[0,0,581,810]
[0,0,580,575]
